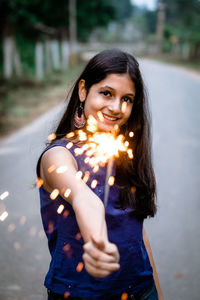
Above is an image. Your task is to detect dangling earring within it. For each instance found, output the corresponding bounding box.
[74,102,86,129]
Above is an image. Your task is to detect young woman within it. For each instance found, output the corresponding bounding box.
[37,49,163,300]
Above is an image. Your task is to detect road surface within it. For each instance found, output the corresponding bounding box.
[0,59,199,300]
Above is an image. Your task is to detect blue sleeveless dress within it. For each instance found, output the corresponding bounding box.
[37,139,153,299]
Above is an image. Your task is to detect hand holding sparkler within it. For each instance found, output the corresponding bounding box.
[83,236,120,278]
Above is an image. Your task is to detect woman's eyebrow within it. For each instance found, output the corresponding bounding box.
[101,85,135,96]
[101,85,115,90]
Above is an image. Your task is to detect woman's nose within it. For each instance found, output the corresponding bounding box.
[108,98,121,114]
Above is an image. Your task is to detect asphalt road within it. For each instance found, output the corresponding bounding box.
[0,59,199,300]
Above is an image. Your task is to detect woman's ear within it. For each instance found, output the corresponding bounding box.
[78,79,87,102]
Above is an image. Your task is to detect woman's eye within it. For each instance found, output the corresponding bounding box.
[100,91,111,97]
[123,96,133,103]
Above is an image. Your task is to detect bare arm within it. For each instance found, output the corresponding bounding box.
[143,227,164,300]
[40,146,120,277]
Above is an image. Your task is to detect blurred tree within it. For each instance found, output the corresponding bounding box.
[163,0,200,58]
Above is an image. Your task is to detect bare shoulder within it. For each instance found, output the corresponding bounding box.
[41,145,78,171]
[39,145,79,197]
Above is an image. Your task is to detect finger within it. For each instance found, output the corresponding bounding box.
[83,243,116,262]
[83,252,120,272]
[84,261,115,278]
[104,243,120,262]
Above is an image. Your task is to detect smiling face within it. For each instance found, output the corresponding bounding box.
[78,73,136,132]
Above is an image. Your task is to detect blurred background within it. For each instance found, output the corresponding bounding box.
[0,1,200,299]
[0,0,200,136]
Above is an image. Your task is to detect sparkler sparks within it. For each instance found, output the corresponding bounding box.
[91,180,97,189]
[121,102,127,113]
[48,133,56,141]
[108,176,115,186]
[50,189,59,200]
[0,191,9,200]
[64,291,70,299]
[57,204,64,214]
[64,189,71,198]
[76,171,83,180]
[56,165,68,174]
[129,131,134,137]
[48,164,56,173]
[121,292,128,300]
[76,262,84,272]
[66,142,73,149]
[36,178,43,188]
[0,211,8,221]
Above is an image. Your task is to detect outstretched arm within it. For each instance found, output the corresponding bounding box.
[40,146,120,277]
[143,227,164,300]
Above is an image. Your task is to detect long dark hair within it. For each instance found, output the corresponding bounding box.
[54,49,157,218]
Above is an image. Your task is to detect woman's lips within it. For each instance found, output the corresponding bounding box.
[102,113,119,122]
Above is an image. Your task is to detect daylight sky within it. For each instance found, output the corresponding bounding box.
[131,0,157,10]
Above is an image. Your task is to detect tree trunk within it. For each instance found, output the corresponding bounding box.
[45,38,51,74]
[35,40,44,80]
[2,21,14,79]
[156,0,166,54]
[50,39,60,70]
[61,29,69,69]
[13,40,22,77]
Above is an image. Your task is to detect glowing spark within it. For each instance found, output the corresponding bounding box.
[0,211,8,221]
[66,142,73,149]
[76,171,83,180]
[66,132,75,139]
[63,243,73,258]
[48,164,56,173]
[74,148,84,156]
[0,191,9,200]
[82,144,89,151]
[76,262,84,272]
[83,171,90,183]
[91,180,97,189]
[48,133,56,141]
[129,131,134,137]
[124,141,129,147]
[64,189,71,198]
[97,111,104,122]
[121,292,128,300]
[63,210,69,218]
[64,291,70,299]
[131,186,136,193]
[48,222,54,233]
[19,216,27,225]
[108,176,115,186]
[56,165,68,174]
[57,204,64,214]
[8,224,16,232]
[78,130,87,141]
[87,115,98,133]
[127,149,134,159]
[29,226,37,236]
[93,165,99,173]
[84,157,90,164]
[114,124,119,131]
[75,232,82,240]
[13,242,21,250]
[36,177,43,188]
[121,102,127,113]
[50,189,59,200]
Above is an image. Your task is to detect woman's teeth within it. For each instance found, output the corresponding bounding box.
[103,114,118,121]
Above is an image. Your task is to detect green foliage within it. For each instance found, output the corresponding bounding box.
[77,0,117,41]
[164,0,200,57]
